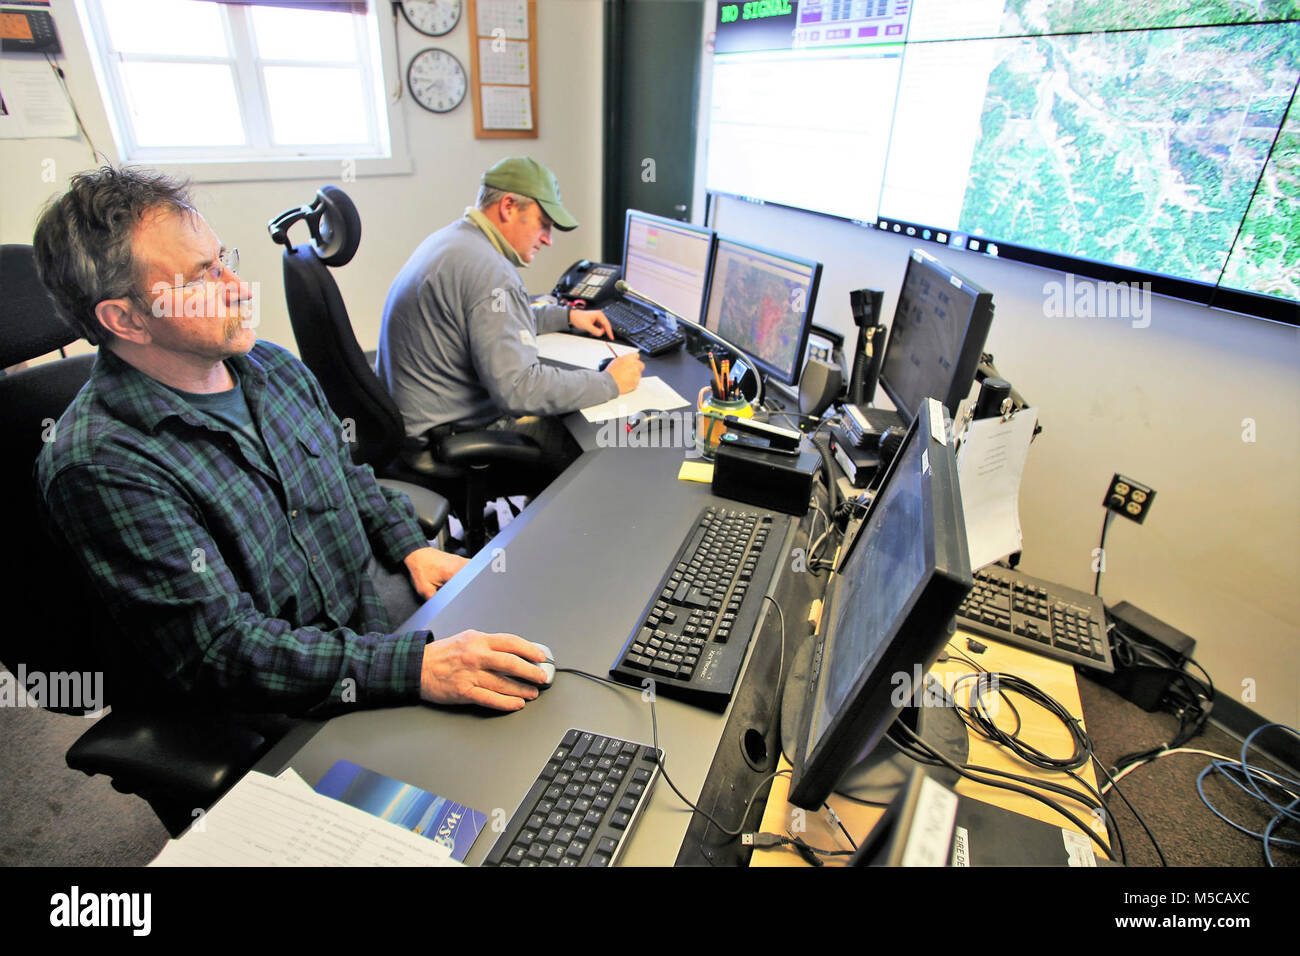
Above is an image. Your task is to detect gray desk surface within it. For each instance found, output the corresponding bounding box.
[263,349,793,865]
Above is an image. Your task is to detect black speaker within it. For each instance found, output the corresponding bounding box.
[799,357,842,417]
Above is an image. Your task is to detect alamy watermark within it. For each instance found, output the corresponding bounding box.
[150,279,260,329]
[1043,274,1152,328]
[594,409,702,455]
[1,664,104,715]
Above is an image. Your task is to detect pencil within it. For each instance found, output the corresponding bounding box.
[708,352,724,398]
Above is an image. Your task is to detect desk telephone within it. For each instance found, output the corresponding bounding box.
[553,260,622,307]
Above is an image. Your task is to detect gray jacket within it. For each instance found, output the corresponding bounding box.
[376,217,617,440]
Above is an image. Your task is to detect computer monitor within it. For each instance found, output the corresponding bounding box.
[621,210,715,325]
[701,236,821,387]
[878,249,995,424]
[787,397,973,810]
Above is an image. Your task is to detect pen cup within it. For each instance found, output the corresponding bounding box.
[696,387,754,460]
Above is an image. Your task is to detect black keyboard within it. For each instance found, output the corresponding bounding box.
[483,729,661,867]
[604,299,687,356]
[610,505,792,710]
[955,566,1115,673]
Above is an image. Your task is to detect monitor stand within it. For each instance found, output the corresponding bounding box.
[780,637,968,807]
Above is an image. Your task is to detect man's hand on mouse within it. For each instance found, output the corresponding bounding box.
[404,546,470,601]
[605,352,644,393]
[569,308,613,340]
[419,630,550,711]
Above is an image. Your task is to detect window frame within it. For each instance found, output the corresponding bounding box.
[74,0,412,182]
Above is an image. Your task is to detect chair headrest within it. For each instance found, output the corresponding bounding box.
[0,244,81,368]
[266,185,361,267]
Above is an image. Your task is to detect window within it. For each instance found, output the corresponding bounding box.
[76,0,408,179]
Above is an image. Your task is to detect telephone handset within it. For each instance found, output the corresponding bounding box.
[552,259,622,307]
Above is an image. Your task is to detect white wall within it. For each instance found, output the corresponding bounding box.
[0,0,606,357]
[712,195,1300,727]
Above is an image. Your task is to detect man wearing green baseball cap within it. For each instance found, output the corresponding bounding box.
[377,156,644,481]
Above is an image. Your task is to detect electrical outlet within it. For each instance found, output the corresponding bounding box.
[1104,474,1155,523]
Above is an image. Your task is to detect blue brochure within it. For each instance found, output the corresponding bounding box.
[314,760,487,862]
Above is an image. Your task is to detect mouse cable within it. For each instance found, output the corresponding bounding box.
[553,666,792,842]
[1195,722,1300,866]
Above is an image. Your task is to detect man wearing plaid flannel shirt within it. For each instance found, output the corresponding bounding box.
[32,166,549,715]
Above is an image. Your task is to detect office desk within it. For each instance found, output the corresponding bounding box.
[257,437,814,865]
[751,638,1108,866]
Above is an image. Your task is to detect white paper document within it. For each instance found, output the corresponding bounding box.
[477,37,530,85]
[956,409,1039,571]
[0,58,77,139]
[476,0,529,39]
[537,332,637,370]
[149,769,460,867]
[480,84,532,130]
[580,376,689,422]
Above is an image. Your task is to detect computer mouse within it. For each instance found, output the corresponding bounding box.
[530,642,556,687]
[598,356,614,372]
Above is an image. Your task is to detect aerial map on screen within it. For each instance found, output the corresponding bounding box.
[714,259,804,373]
[958,19,1300,294]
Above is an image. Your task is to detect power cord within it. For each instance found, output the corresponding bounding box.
[1093,509,1115,597]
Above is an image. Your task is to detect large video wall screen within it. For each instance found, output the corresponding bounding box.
[706,0,1300,322]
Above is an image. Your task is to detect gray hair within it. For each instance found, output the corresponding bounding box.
[32,165,196,347]
[476,184,535,213]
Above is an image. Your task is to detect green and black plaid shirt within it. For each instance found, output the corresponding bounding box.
[37,341,430,713]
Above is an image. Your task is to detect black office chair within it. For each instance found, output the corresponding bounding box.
[268,186,547,553]
[0,244,289,837]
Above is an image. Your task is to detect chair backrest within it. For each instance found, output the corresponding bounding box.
[269,186,406,469]
[0,245,120,712]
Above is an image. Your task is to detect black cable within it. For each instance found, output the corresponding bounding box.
[1094,509,1114,596]
[555,666,785,841]
[1105,624,1215,772]
[892,721,1116,860]
[824,801,857,851]
[884,739,1123,862]
[1091,752,1167,866]
[959,673,1092,771]
[810,433,839,524]
[44,53,104,165]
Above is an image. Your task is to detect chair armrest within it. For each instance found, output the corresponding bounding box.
[437,430,545,466]
[377,478,450,539]
[66,710,268,805]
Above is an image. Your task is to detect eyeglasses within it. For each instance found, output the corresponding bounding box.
[152,248,240,292]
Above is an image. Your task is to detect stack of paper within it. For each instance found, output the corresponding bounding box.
[149,769,461,867]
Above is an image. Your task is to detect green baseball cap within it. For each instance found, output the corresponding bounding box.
[482,156,579,231]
